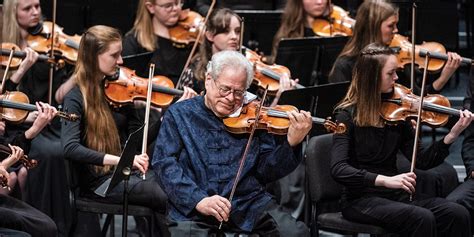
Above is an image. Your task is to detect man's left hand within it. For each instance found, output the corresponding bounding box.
[286,110,312,146]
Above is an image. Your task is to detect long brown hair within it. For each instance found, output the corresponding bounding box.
[336,43,394,127]
[271,0,307,58]
[74,25,122,173]
[338,0,398,58]
[193,8,241,83]
[129,0,157,51]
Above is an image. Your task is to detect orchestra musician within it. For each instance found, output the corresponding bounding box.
[152,50,312,236]
[330,43,472,236]
[447,80,474,233]
[328,0,462,96]
[61,25,168,236]
[3,0,75,235]
[122,0,198,90]
[271,0,329,59]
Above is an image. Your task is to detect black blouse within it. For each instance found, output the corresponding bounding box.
[330,107,451,202]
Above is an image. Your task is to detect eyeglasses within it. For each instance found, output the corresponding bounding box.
[156,0,183,12]
[212,79,246,99]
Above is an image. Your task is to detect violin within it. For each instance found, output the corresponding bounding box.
[389,34,473,72]
[0,144,37,170]
[104,66,184,108]
[1,43,52,69]
[0,143,39,190]
[312,5,355,37]
[0,91,79,124]
[223,100,346,135]
[169,10,204,46]
[243,48,304,95]
[381,83,462,127]
[27,21,81,65]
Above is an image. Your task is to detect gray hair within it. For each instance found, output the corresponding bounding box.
[206,50,254,89]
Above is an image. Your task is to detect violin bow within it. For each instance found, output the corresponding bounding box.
[141,63,155,180]
[410,3,417,91]
[47,0,58,105]
[218,86,269,229]
[176,0,216,90]
[409,51,431,201]
[0,49,15,94]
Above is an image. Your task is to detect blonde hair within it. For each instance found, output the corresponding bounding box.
[336,43,393,127]
[3,0,23,45]
[129,0,158,51]
[74,25,122,173]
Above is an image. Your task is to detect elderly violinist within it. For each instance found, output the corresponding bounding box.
[152,50,312,236]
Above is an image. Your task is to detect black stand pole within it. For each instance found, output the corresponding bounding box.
[122,167,131,237]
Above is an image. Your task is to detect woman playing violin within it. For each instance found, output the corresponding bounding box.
[61,25,168,236]
[328,0,462,96]
[271,0,329,58]
[331,43,473,236]
[122,0,199,92]
[180,8,296,106]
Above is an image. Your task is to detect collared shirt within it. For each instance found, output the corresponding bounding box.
[152,96,300,231]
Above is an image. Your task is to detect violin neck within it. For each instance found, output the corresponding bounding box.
[418,49,472,65]
[65,39,79,50]
[1,49,49,62]
[0,99,36,112]
[267,109,324,124]
[384,98,461,117]
[152,84,183,96]
[260,69,305,89]
[423,102,461,117]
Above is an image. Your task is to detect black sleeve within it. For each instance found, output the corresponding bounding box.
[61,87,105,165]
[122,32,147,57]
[328,56,353,83]
[462,118,474,178]
[330,109,378,189]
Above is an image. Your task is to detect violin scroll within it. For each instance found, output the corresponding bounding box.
[323,118,346,134]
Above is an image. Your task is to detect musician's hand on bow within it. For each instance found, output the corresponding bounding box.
[133,153,149,174]
[195,195,231,222]
[375,172,417,194]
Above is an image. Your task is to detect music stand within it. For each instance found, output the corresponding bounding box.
[122,52,153,78]
[278,82,350,136]
[94,124,144,237]
[234,10,283,56]
[275,36,349,86]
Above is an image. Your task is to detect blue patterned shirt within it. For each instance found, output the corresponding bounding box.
[152,96,300,231]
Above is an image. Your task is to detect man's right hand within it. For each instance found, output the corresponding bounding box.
[195,195,231,222]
